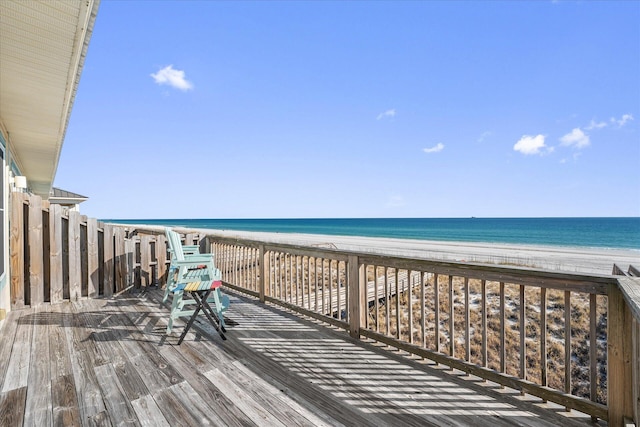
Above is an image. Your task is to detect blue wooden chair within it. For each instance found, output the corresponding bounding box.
[162,228,206,303]
[163,229,229,339]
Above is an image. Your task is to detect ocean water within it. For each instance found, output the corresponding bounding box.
[105,217,640,250]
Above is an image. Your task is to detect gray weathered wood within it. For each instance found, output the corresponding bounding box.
[68,211,81,301]
[10,192,26,308]
[0,285,613,427]
[348,255,363,338]
[49,204,64,303]
[94,364,138,426]
[114,227,126,292]
[140,235,151,287]
[28,195,44,306]
[2,311,32,392]
[102,224,114,297]
[0,387,26,426]
[24,305,52,426]
[156,234,167,288]
[608,282,633,425]
[87,218,99,298]
[51,374,81,426]
[130,395,170,427]
[204,368,286,427]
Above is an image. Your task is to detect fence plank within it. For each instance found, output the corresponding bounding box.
[67,211,81,300]
[28,195,44,306]
[10,193,26,308]
[114,227,126,292]
[49,205,63,303]
[87,218,99,298]
[156,234,167,288]
[102,224,114,297]
[125,237,135,290]
[140,235,151,287]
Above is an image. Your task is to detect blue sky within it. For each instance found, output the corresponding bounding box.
[55,1,640,219]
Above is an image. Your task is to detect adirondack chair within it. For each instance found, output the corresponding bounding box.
[162,228,205,303]
[163,229,229,339]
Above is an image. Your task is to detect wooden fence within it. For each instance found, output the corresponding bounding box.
[9,192,640,426]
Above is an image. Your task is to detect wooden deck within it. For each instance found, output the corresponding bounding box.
[0,288,605,426]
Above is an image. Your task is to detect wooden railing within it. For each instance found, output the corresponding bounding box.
[9,193,640,426]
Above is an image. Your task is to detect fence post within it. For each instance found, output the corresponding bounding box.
[259,244,268,303]
[608,282,633,426]
[348,255,365,339]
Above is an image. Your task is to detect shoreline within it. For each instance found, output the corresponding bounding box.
[192,227,639,275]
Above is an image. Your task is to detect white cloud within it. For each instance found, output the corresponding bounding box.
[376,109,396,120]
[477,131,492,143]
[150,65,193,91]
[423,143,444,154]
[560,128,590,149]
[513,135,547,155]
[585,119,607,130]
[610,113,634,128]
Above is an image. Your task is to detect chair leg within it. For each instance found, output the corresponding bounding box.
[163,267,178,303]
[177,298,204,345]
[167,290,184,334]
[210,289,227,331]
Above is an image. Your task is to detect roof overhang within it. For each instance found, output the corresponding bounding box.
[49,187,88,206]
[0,0,100,198]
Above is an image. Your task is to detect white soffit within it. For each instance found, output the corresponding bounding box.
[0,0,100,198]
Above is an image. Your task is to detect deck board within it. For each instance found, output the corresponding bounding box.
[24,305,53,426]
[0,287,605,426]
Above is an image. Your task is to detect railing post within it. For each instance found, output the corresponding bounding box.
[259,244,268,303]
[348,255,365,339]
[608,282,633,426]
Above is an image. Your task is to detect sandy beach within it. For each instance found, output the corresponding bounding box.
[198,228,639,276]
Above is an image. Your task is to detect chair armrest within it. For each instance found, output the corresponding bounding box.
[182,245,200,255]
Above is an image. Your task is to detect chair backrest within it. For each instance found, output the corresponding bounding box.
[165,228,185,261]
